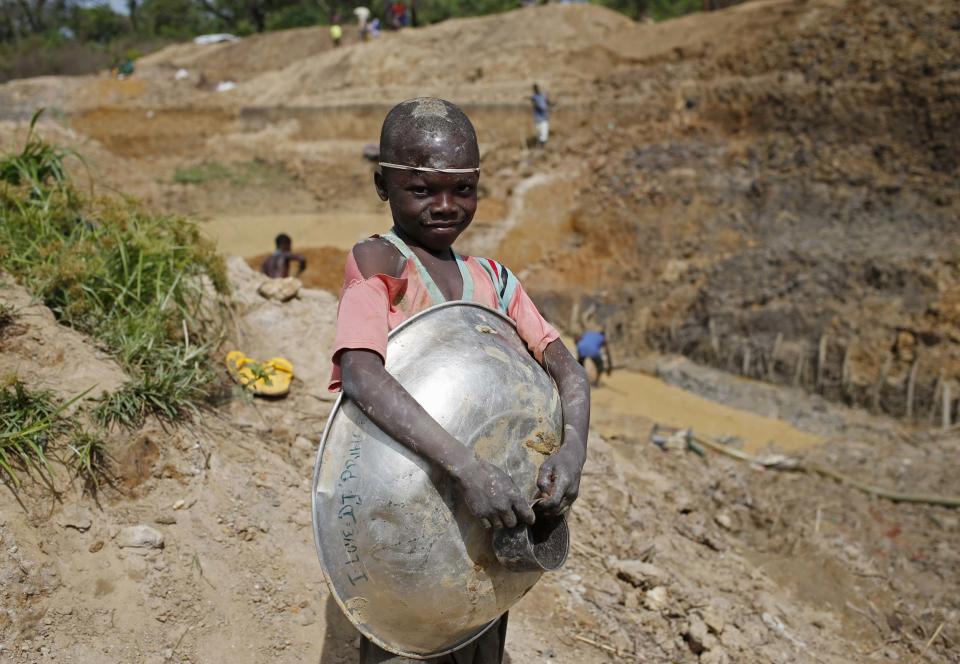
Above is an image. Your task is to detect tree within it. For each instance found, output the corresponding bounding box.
[196,0,302,33]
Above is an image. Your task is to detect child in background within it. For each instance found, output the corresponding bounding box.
[329,97,590,664]
[260,233,306,278]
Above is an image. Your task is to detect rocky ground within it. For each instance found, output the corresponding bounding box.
[2,259,958,663]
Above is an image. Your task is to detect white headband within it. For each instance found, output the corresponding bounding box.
[379,161,480,174]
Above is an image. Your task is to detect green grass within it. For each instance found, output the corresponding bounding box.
[172,159,291,187]
[0,379,65,484]
[172,161,233,185]
[0,378,112,490]
[0,112,229,432]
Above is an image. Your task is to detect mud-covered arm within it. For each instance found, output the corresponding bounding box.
[339,349,535,530]
[537,338,591,514]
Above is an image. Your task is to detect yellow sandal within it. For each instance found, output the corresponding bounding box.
[226,351,294,397]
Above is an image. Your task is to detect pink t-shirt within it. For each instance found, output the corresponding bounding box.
[328,247,559,391]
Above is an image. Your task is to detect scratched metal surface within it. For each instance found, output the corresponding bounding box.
[312,302,563,659]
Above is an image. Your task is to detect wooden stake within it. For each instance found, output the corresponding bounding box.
[816,334,828,393]
[793,346,806,386]
[841,342,852,397]
[569,300,580,333]
[769,332,783,380]
[871,353,892,413]
[742,344,752,376]
[930,371,944,425]
[906,359,919,420]
[943,381,952,430]
[708,318,720,358]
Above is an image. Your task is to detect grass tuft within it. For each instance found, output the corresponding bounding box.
[0,378,110,490]
[67,430,112,491]
[0,379,63,484]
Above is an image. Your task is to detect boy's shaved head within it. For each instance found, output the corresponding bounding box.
[379,97,479,169]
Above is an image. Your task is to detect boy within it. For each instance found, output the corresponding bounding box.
[260,233,306,278]
[329,97,590,663]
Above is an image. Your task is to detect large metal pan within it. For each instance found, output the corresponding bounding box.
[312,302,563,659]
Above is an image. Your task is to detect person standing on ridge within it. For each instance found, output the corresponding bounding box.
[576,329,612,386]
[530,83,552,147]
[354,5,371,40]
[330,13,343,47]
[261,233,307,279]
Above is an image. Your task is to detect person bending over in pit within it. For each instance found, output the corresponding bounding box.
[261,233,306,279]
[328,97,591,663]
[576,329,612,387]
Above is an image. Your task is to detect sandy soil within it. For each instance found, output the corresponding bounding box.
[202,212,390,257]
[2,267,957,664]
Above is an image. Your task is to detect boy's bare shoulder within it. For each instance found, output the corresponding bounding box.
[352,236,405,279]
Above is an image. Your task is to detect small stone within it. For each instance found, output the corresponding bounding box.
[89,540,105,553]
[291,436,314,458]
[172,500,186,511]
[685,615,715,654]
[298,608,316,626]
[644,586,668,611]
[258,277,302,302]
[701,646,729,664]
[702,607,727,635]
[714,512,734,531]
[155,515,177,525]
[624,589,642,609]
[614,559,668,588]
[117,525,164,550]
[57,507,93,532]
[719,624,745,651]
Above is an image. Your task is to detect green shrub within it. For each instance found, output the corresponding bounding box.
[0,112,229,429]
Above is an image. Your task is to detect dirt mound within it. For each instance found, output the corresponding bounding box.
[0,273,127,401]
[236,4,635,106]
[245,247,348,294]
[137,26,353,85]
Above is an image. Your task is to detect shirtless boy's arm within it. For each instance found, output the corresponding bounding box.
[339,240,535,530]
[289,252,307,274]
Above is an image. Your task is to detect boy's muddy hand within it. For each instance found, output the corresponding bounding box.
[453,458,536,530]
[536,434,586,515]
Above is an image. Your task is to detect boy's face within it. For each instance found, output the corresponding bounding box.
[375,132,479,253]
